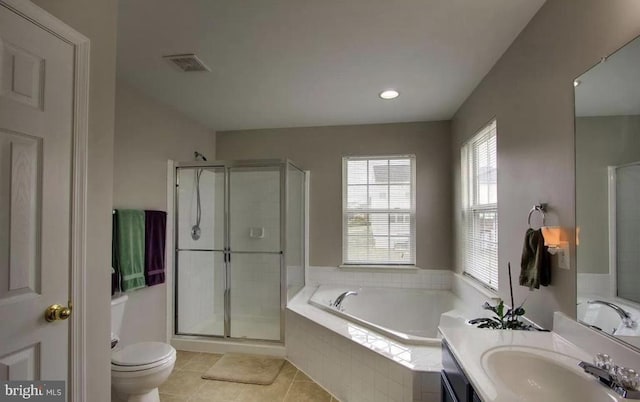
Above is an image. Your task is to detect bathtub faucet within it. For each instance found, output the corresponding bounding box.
[588,300,636,328]
[332,291,358,309]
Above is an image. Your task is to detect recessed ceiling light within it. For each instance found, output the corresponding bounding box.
[379,90,400,100]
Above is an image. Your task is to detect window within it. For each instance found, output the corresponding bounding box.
[462,120,498,289]
[342,155,416,266]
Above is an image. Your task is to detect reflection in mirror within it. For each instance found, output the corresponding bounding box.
[575,35,640,350]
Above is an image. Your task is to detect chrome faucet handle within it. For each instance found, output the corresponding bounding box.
[614,366,640,390]
[580,356,640,399]
[622,317,637,329]
[594,353,614,371]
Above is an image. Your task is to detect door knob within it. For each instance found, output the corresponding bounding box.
[44,302,72,322]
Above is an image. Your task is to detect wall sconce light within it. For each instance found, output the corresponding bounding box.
[541,226,570,269]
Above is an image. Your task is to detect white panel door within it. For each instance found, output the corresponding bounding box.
[0,3,74,384]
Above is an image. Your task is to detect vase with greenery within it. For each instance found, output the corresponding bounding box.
[468,262,542,331]
[468,299,532,330]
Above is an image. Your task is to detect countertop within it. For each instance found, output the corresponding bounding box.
[439,325,632,402]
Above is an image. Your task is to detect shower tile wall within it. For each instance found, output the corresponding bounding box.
[176,165,304,341]
[286,165,305,300]
[177,168,225,335]
[229,168,282,339]
[229,168,281,251]
[177,251,222,334]
[229,253,281,339]
[178,169,224,249]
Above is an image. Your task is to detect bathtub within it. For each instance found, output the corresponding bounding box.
[286,280,476,401]
[577,297,640,350]
[308,285,467,345]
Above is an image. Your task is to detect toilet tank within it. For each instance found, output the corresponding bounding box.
[111,294,128,339]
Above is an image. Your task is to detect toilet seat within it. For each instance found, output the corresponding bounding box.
[112,342,176,372]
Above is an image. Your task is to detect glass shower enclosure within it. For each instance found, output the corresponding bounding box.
[174,159,305,343]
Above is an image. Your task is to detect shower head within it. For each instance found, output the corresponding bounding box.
[194,151,208,161]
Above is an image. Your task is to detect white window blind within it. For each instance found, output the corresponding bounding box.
[462,120,498,289]
[342,155,416,266]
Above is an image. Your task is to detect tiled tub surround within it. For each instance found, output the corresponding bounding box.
[287,286,469,402]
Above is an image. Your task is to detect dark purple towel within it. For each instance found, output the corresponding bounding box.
[144,210,167,286]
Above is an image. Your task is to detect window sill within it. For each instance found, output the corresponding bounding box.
[339,264,420,272]
[458,272,500,300]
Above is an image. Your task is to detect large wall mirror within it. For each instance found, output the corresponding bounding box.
[575,35,640,350]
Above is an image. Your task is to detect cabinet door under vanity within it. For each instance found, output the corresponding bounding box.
[441,341,482,402]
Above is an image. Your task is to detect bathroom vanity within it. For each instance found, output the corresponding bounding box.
[441,341,481,402]
[439,321,640,402]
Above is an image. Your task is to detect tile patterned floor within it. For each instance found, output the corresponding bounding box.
[160,351,338,402]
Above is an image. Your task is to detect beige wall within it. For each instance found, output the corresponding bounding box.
[113,80,215,345]
[576,115,640,274]
[29,0,117,399]
[451,0,640,329]
[217,121,452,269]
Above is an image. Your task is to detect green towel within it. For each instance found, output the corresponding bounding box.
[116,209,147,291]
[519,228,551,290]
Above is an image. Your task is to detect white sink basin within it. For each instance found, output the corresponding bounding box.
[481,346,618,402]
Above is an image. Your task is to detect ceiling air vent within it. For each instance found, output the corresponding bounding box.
[163,53,211,72]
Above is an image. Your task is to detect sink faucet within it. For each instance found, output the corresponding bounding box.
[579,354,640,399]
[587,300,636,328]
[331,291,358,309]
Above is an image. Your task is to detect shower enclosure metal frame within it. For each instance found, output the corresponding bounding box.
[173,158,305,344]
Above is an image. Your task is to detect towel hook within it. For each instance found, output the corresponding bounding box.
[527,203,547,228]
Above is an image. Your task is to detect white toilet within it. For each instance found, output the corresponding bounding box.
[111,294,176,402]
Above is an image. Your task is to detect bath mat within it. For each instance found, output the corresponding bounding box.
[201,353,285,385]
